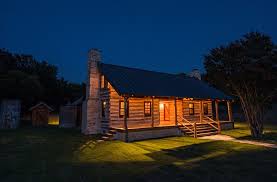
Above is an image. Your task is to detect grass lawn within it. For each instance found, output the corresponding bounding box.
[1,126,277,182]
[222,122,277,143]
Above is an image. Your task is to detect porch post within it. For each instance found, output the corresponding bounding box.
[199,101,203,123]
[227,100,233,122]
[151,97,154,127]
[123,97,129,142]
[215,100,221,134]
[215,100,219,122]
[174,98,177,126]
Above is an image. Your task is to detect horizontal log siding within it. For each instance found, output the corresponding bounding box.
[152,98,160,127]
[108,85,160,129]
[176,99,183,123]
[109,85,123,128]
[183,100,212,122]
[104,83,213,129]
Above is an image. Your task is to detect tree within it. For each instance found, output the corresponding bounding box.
[0,70,44,109]
[0,49,83,110]
[204,32,277,138]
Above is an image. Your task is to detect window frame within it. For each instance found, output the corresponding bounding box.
[203,103,208,115]
[189,103,194,115]
[119,100,129,118]
[164,103,170,121]
[144,101,152,117]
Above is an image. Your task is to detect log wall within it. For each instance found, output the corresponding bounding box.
[99,82,213,130]
[182,100,213,122]
[107,85,162,129]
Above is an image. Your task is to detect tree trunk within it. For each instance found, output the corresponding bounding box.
[239,95,264,138]
[249,122,263,138]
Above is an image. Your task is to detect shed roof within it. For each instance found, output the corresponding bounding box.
[29,102,54,111]
[100,63,232,100]
[71,97,84,106]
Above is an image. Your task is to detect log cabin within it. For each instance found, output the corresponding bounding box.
[82,49,234,142]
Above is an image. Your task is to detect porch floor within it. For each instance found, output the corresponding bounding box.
[110,121,234,131]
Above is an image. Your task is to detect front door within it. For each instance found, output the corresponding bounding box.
[164,103,170,121]
[159,102,170,126]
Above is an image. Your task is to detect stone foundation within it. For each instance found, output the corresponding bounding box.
[220,121,234,130]
[114,126,183,142]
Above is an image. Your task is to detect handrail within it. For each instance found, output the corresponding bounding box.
[177,120,195,134]
[203,116,220,131]
[204,116,218,123]
[177,115,194,126]
[177,115,221,137]
[177,115,196,136]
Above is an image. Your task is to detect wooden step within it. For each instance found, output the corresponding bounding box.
[196,124,215,128]
[101,136,113,141]
[179,126,216,131]
[179,124,219,138]
[197,131,218,137]
[196,128,217,133]
[183,131,194,135]
[100,129,117,141]
[105,133,113,136]
[109,130,117,134]
[97,139,105,143]
[180,126,217,131]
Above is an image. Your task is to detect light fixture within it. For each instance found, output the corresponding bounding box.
[159,103,164,110]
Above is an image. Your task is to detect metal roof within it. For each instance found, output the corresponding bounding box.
[100,63,231,100]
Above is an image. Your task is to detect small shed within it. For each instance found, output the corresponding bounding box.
[29,102,53,126]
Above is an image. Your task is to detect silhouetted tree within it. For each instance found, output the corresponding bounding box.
[204,32,277,138]
[0,49,83,110]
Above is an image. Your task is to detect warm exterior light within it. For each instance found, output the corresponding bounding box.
[159,103,164,110]
[48,114,59,125]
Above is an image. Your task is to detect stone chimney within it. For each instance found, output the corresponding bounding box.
[81,49,101,134]
[188,69,201,80]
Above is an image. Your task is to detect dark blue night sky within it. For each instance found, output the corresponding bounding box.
[1,0,277,83]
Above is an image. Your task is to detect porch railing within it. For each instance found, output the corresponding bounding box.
[177,115,197,138]
[203,116,221,134]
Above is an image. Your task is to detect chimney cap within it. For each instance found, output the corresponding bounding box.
[88,48,102,62]
[88,48,101,53]
[189,69,201,80]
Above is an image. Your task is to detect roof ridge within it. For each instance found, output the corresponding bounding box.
[101,62,179,77]
[29,102,54,111]
[100,62,231,99]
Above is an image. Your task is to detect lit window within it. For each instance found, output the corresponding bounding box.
[144,101,151,117]
[189,103,194,115]
[119,101,129,118]
[203,103,208,115]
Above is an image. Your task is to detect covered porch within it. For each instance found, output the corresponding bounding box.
[112,97,234,141]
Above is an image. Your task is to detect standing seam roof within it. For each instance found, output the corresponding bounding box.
[99,63,231,100]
